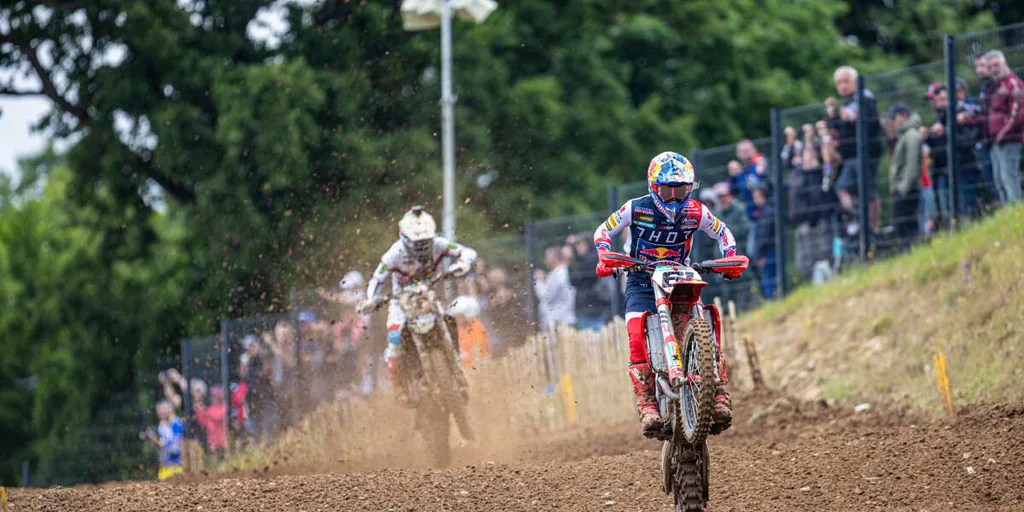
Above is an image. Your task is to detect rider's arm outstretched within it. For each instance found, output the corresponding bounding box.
[434,237,478,277]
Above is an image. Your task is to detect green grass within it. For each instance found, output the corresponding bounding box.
[739,204,1024,412]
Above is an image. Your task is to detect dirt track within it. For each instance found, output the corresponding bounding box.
[10,391,1024,511]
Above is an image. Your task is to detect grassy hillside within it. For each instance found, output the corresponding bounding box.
[738,205,1024,412]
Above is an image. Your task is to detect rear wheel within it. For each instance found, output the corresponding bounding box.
[680,318,716,446]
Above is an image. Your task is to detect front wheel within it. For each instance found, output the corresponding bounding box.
[679,318,717,446]
[673,441,709,512]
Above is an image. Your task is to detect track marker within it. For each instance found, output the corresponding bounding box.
[1,485,7,512]
[933,351,955,418]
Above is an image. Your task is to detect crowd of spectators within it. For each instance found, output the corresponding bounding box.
[776,52,1022,278]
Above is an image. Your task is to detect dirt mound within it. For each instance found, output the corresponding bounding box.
[11,399,1023,511]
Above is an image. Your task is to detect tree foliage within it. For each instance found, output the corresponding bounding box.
[0,0,998,484]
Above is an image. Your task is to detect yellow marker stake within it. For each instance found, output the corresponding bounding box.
[1,485,7,512]
[559,372,579,427]
[933,352,955,418]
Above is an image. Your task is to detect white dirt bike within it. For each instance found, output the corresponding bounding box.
[361,270,473,467]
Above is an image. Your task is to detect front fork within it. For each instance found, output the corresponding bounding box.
[655,286,709,387]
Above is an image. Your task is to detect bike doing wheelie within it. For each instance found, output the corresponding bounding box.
[593,151,747,511]
[598,253,747,512]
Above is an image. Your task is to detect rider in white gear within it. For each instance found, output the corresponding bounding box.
[359,206,476,404]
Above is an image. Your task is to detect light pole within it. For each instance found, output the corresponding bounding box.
[401,0,496,241]
[440,0,456,241]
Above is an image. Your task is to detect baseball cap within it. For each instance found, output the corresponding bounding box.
[924,82,945,99]
[886,103,911,119]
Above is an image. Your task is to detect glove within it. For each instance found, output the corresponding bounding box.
[449,260,471,277]
[596,262,614,278]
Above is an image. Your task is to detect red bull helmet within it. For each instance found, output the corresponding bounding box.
[647,151,698,221]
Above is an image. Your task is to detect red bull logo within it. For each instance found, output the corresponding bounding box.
[640,247,682,260]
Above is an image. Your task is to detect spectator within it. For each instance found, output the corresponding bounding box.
[730,141,770,222]
[826,65,883,233]
[195,386,228,462]
[712,182,754,310]
[780,126,802,172]
[146,400,184,480]
[886,104,924,244]
[241,334,276,443]
[751,186,777,299]
[534,246,576,331]
[919,144,938,235]
[982,50,1023,204]
[449,295,490,367]
[925,83,984,220]
[566,235,612,331]
[786,124,834,280]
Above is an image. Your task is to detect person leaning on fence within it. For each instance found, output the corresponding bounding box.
[886,104,925,245]
[566,234,613,331]
[750,184,778,300]
[924,82,985,221]
[981,50,1023,204]
[826,65,883,235]
[534,246,577,332]
[712,182,755,309]
[786,124,834,281]
[145,400,184,480]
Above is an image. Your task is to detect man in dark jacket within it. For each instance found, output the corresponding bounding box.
[712,182,755,310]
[826,66,883,233]
[566,235,612,331]
[925,83,984,220]
[751,185,777,300]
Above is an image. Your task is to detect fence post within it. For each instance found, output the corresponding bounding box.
[525,219,540,335]
[180,338,192,442]
[219,319,231,454]
[606,185,624,318]
[855,75,871,261]
[770,108,788,297]
[21,460,29,487]
[290,290,304,425]
[944,34,960,229]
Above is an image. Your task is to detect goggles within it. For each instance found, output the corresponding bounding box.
[655,182,696,204]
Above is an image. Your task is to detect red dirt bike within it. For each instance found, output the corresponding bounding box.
[599,253,748,512]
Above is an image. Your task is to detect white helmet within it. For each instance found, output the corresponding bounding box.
[399,206,437,262]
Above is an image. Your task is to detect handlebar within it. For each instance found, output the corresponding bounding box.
[596,252,748,280]
[359,269,458,313]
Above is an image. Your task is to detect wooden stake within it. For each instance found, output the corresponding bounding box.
[743,335,765,390]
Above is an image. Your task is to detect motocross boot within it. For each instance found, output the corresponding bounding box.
[629,362,665,438]
[385,345,412,408]
[712,377,733,432]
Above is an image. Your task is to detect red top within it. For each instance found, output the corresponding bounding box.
[196,402,227,449]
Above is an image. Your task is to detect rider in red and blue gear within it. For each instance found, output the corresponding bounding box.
[593,151,738,437]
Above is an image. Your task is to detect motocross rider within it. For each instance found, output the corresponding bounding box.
[594,151,741,438]
[358,206,477,405]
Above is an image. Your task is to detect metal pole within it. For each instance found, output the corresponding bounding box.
[219,320,231,455]
[855,75,871,261]
[180,338,192,442]
[770,108,787,297]
[21,460,30,487]
[524,220,539,334]
[441,0,457,241]
[944,34,960,229]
